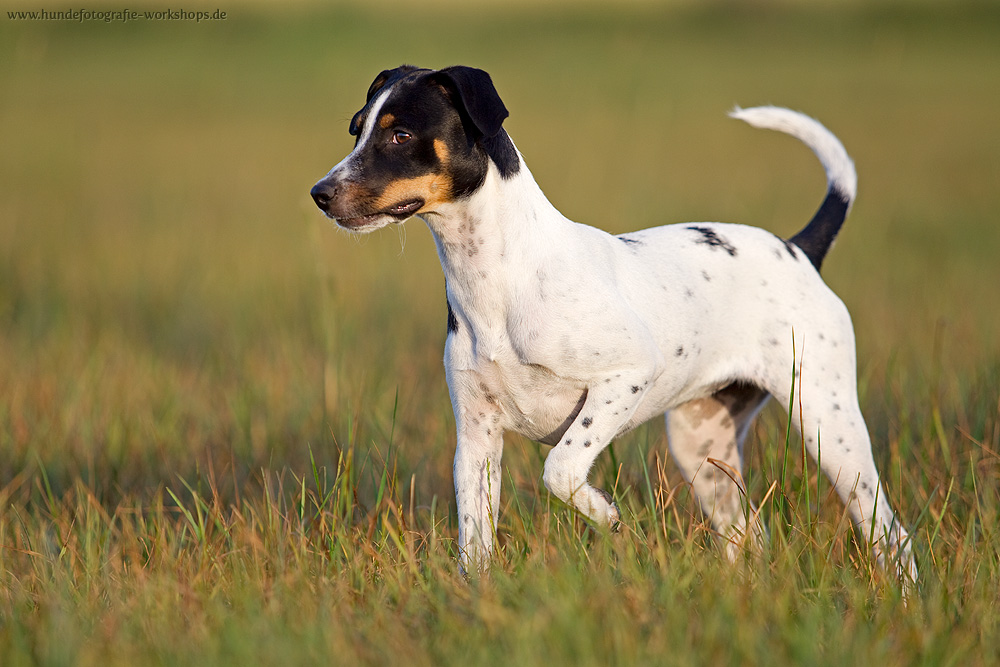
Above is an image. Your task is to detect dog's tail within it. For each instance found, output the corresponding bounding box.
[729,106,856,272]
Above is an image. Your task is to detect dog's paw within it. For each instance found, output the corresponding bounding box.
[594,487,622,533]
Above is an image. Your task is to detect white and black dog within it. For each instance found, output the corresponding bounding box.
[311,65,916,584]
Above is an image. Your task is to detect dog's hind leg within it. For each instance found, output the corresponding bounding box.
[758,319,918,590]
[783,399,917,588]
[666,383,770,560]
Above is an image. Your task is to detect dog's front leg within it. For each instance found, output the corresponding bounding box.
[542,366,657,529]
[449,371,505,575]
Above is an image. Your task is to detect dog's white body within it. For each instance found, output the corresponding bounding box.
[311,69,916,586]
[440,133,888,561]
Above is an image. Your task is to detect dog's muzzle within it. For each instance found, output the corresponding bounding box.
[310,175,424,230]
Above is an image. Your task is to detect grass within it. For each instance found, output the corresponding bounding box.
[1,1,999,664]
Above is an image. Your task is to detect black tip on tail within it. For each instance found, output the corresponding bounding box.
[789,188,851,272]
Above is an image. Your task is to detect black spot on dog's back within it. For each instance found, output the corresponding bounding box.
[688,226,737,257]
[770,232,799,260]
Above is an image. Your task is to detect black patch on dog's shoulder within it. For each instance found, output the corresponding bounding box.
[687,226,737,256]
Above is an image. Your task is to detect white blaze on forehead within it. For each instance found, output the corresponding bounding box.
[324,84,395,179]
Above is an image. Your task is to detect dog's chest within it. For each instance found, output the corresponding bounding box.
[472,350,588,444]
[447,306,588,443]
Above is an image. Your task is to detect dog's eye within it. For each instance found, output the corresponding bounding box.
[391,131,412,145]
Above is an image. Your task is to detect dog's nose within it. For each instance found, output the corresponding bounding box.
[310,179,337,211]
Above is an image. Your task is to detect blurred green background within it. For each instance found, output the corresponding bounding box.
[1,0,998,504]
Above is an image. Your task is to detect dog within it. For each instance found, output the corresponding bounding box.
[310,65,917,585]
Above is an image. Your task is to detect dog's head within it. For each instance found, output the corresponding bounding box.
[310,65,519,231]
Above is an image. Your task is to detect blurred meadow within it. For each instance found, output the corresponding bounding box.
[1,1,999,664]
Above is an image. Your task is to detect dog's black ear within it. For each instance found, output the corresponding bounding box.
[430,66,509,139]
[350,65,420,136]
[365,65,419,102]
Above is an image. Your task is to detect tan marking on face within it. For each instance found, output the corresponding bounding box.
[374,172,454,213]
[433,138,449,164]
[378,113,395,129]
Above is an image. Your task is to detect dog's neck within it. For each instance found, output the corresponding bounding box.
[417,152,572,355]
[421,154,566,303]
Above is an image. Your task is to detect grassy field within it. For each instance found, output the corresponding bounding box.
[1,2,999,664]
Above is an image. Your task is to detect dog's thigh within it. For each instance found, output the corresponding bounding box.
[666,383,769,558]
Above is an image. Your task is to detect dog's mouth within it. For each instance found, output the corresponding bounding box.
[334,199,425,230]
[385,199,424,218]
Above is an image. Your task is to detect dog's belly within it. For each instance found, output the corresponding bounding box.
[494,364,685,445]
